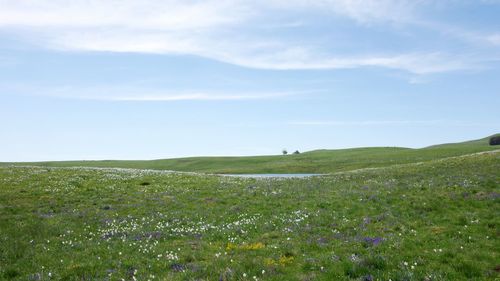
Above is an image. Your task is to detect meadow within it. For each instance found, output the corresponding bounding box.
[0,147,498,280]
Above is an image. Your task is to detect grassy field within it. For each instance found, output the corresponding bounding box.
[2,134,499,174]
[0,149,499,280]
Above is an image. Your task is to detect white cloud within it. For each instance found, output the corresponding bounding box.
[220,50,469,74]
[305,0,420,24]
[0,0,419,27]
[1,83,300,101]
[290,120,441,126]
[0,0,247,29]
[289,120,491,127]
[71,91,296,101]
[0,0,475,73]
[256,0,422,24]
[486,34,500,46]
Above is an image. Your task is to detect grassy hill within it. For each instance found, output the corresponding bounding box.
[2,134,499,174]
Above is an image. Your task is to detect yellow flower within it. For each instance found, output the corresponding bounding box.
[240,242,265,250]
[264,258,277,266]
[227,242,265,251]
[278,256,294,266]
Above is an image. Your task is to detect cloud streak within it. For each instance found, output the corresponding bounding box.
[0,0,482,74]
[289,120,494,127]
[0,83,301,101]
[68,91,297,102]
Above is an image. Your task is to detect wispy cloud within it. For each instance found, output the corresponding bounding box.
[289,120,493,127]
[486,34,500,46]
[0,0,482,74]
[221,50,471,74]
[68,91,297,102]
[1,83,301,101]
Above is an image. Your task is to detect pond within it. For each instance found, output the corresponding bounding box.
[220,173,323,178]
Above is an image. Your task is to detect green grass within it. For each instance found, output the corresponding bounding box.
[2,134,499,174]
[0,149,498,280]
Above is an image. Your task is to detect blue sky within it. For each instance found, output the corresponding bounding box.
[1,0,499,161]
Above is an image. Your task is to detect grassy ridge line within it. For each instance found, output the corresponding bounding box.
[1,134,498,173]
[4,149,500,177]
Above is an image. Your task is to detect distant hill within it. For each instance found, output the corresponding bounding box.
[1,134,499,174]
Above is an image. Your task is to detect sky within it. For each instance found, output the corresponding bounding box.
[0,0,499,161]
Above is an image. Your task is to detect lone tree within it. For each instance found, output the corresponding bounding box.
[293,150,300,154]
[490,136,500,146]
[282,149,288,155]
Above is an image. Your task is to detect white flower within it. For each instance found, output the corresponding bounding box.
[243,273,247,278]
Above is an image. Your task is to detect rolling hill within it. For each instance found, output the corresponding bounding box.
[2,134,499,174]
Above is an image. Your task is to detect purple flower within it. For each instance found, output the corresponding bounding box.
[364,237,383,246]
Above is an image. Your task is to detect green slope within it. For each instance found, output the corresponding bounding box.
[2,134,499,174]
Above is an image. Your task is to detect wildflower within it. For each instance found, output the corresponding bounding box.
[279,256,294,265]
[243,273,247,278]
[403,261,408,266]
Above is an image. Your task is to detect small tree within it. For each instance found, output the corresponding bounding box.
[293,150,300,154]
[282,149,288,155]
[490,136,500,145]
